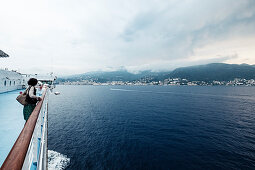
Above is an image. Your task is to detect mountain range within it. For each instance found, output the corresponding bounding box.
[57,63,255,83]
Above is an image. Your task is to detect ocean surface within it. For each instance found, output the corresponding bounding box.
[48,85,255,170]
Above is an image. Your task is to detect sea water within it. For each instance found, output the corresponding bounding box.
[48,85,255,169]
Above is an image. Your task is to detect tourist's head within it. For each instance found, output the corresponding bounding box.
[28,78,38,86]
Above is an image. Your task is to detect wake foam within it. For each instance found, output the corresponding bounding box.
[48,150,70,170]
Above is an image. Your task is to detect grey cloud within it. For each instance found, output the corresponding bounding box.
[121,11,161,42]
[119,0,255,61]
[0,0,255,75]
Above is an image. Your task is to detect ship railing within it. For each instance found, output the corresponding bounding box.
[1,88,49,170]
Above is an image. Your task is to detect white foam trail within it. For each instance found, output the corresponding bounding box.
[48,150,70,170]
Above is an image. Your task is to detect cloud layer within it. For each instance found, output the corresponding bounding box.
[0,0,255,75]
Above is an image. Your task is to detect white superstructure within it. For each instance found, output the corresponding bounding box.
[0,50,56,93]
[0,69,24,93]
[0,50,25,93]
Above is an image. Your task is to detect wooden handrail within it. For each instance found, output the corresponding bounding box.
[1,90,47,170]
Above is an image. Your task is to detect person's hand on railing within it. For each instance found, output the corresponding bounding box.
[37,97,42,101]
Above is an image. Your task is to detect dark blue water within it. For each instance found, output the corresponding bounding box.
[48,85,255,169]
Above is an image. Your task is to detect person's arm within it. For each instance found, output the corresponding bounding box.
[29,86,41,101]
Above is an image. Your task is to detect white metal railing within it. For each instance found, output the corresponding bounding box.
[22,88,48,170]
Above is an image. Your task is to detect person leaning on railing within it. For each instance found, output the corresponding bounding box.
[23,78,42,122]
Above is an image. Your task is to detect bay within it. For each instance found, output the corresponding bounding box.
[48,85,255,169]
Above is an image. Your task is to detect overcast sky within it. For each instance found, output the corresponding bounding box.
[0,0,255,75]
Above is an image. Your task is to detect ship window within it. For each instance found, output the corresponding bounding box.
[10,81,11,86]
[4,80,6,86]
[14,81,15,85]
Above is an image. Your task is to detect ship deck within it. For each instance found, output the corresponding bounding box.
[0,90,25,166]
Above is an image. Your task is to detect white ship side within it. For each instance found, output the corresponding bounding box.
[0,69,25,93]
[0,50,25,93]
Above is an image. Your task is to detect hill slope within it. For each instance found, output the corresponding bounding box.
[57,63,255,83]
[168,63,255,81]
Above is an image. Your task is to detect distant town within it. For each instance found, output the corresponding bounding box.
[58,78,255,86]
[57,63,255,86]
